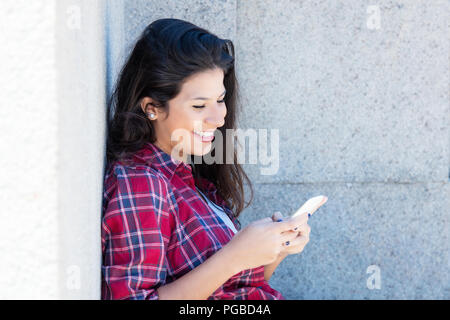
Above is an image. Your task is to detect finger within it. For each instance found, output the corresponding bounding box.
[274,214,308,232]
[280,229,297,236]
[280,231,301,244]
[283,233,309,247]
[271,211,284,222]
[282,235,310,253]
[290,211,310,224]
[295,223,310,235]
[290,234,310,246]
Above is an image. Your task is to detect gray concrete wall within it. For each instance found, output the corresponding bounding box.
[235,0,450,299]
[0,0,106,299]
[120,0,449,299]
[55,0,106,299]
[0,0,60,299]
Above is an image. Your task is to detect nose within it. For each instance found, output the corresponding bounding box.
[205,103,226,128]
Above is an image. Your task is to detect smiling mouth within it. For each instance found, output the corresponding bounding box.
[193,131,215,142]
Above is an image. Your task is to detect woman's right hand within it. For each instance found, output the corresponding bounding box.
[223,214,309,273]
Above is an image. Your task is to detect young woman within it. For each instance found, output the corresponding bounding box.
[102,18,311,300]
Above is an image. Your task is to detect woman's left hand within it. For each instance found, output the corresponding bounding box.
[271,211,311,257]
[262,211,311,281]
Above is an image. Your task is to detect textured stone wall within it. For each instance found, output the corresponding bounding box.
[120,0,449,299]
[0,0,106,299]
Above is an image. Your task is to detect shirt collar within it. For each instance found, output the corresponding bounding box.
[131,142,223,204]
[132,142,192,180]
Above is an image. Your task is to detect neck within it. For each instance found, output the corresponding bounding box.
[155,140,189,164]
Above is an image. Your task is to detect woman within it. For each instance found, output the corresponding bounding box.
[102,18,311,300]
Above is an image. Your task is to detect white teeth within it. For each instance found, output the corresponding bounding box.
[194,130,214,137]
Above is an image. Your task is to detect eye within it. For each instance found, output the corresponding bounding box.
[192,99,226,109]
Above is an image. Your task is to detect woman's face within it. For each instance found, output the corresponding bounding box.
[141,67,227,163]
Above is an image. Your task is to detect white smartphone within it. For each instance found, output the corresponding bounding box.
[291,195,328,218]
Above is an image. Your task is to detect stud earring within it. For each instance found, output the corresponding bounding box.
[147,113,155,119]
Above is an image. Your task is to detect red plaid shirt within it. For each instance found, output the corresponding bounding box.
[101,142,285,300]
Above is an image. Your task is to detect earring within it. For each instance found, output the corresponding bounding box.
[147,113,155,119]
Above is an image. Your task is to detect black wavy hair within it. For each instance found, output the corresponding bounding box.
[106,18,254,222]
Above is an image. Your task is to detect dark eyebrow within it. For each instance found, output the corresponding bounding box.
[191,89,226,101]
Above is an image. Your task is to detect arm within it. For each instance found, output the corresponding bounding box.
[102,165,243,300]
[264,252,288,281]
[157,243,240,300]
[102,166,175,300]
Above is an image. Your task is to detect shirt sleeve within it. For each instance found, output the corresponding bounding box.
[101,164,176,300]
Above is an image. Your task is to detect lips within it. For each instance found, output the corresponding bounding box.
[193,131,215,142]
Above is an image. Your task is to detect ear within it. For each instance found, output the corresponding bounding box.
[140,97,161,120]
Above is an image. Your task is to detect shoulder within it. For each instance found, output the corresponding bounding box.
[103,161,177,215]
[105,161,171,194]
[102,162,179,232]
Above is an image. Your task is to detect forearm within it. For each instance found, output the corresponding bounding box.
[156,245,241,300]
[264,253,287,281]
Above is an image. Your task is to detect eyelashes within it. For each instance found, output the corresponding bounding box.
[193,99,226,109]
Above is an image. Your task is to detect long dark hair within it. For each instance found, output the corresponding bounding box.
[106,18,253,220]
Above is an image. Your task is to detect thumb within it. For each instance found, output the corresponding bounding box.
[271,211,284,222]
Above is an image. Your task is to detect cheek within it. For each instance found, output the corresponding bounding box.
[168,114,199,144]
[167,111,192,131]
[166,106,208,141]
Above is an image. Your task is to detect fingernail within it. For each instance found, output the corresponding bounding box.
[285,241,290,246]
[308,213,311,218]
[294,227,298,231]
[276,219,283,222]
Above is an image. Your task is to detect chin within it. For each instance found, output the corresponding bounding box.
[189,142,212,157]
